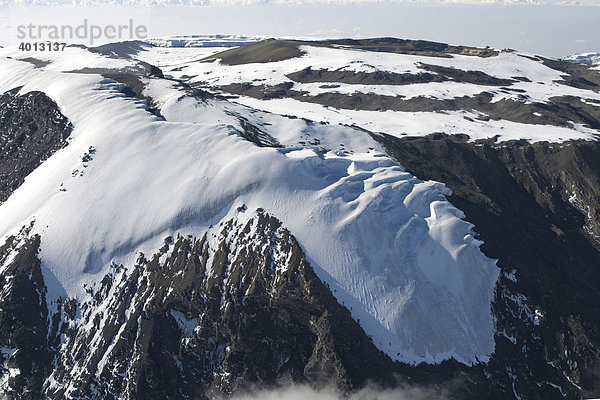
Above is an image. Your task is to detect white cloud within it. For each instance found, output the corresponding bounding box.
[224,383,449,400]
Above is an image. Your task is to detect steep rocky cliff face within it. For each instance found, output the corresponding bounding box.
[2,201,594,400]
[0,223,52,398]
[0,88,72,203]
[1,213,431,399]
[379,134,600,399]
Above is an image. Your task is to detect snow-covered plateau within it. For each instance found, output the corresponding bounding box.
[0,37,599,377]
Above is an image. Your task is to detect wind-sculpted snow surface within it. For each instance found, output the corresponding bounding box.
[0,46,499,366]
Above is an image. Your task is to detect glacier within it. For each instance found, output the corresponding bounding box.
[0,44,500,366]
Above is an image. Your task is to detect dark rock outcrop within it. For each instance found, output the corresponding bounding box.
[217,85,600,129]
[0,88,72,203]
[204,38,499,66]
[0,224,52,399]
[377,133,600,399]
[287,67,448,86]
[2,213,442,399]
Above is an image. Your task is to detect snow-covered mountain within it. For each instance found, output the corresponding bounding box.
[0,39,500,366]
[565,52,600,66]
[0,37,599,399]
[145,35,266,48]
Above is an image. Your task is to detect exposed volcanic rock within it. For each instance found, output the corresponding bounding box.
[286,64,517,87]
[60,42,174,118]
[1,211,590,399]
[0,223,52,399]
[218,83,600,129]
[0,213,460,399]
[88,41,154,59]
[286,67,448,86]
[416,63,516,86]
[15,58,51,68]
[540,57,600,91]
[228,114,282,147]
[322,37,499,58]
[203,38,500,66]
[0,88,72,203]
[376,133,600,399]
[191,37,600,143]
[67,64,166,117]
[202,39,308,65]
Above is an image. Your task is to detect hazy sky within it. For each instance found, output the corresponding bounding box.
[150,3,600,57]
[1,2,599,57]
